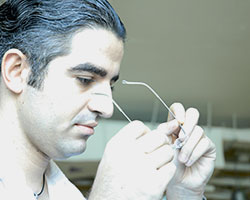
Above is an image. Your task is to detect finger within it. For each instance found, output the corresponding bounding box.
[179,107,200,140]
[136,130,170,153]
[185,139,216,184]
[157,119,179,136]
[178,126,204,163]
[167,103,185,143]
[185,136,215,167]
[167,102,185,124]
[146,144,174,170]
[113,120,150,142]
[157,120,180,145]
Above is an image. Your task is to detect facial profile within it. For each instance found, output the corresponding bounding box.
[15,28,124,159]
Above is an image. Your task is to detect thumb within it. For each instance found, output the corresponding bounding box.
[157,161,177,188]
[171,150,186,181]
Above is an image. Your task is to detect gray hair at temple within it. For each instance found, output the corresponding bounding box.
[0,0,126,89]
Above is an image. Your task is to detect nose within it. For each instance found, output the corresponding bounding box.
[87,90,114,119]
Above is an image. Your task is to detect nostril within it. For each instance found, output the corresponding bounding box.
[94,110,102,116]
[88,92,114,119]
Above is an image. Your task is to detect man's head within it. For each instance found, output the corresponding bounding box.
[0,0,126,89]
[0,0,126,159]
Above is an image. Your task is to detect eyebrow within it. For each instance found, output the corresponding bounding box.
[69,63,107,77]
[69,63,120,82]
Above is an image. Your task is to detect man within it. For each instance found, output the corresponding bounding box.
[0,0,216,199]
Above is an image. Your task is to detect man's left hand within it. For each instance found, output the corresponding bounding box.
[164,103,216,200]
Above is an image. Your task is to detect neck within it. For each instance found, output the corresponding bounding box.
[0,99,50,195]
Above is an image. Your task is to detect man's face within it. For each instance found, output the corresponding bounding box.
[17,28,124,159]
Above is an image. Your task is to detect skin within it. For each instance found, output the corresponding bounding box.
[16,28,124,159]
[0,27,216,200]
[88,105,215,200]
[0,27,124,199]
[166,103,216,200]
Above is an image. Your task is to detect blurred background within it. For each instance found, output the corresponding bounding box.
[1,0,250,199]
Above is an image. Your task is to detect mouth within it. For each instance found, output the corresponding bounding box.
[75,122,98,135]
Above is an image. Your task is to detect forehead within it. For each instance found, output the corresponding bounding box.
[43,27,124,87]
[68,28,124,71]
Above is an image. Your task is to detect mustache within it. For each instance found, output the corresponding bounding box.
[71,111,99,125]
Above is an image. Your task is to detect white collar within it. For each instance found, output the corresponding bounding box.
[0,160,85,200]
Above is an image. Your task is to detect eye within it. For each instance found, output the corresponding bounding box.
[76,77,94,86]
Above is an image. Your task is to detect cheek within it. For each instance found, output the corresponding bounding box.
[17,86,90,158]
[42,74,91,117]
[42,82,88,117]
[44,90,91,124]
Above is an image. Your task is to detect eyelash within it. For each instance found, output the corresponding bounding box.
[76,77,115,91]
[76,77,94,86]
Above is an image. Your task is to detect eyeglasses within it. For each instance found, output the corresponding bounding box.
[92,80,187,149]
[115,80,187,149]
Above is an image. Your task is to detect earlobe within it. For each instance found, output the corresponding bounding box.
[1,49,29,94]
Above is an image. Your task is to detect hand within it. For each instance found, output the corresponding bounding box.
[165,103,216,200]
[89,120,178,200]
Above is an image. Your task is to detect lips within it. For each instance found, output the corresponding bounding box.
[75,122,98,135]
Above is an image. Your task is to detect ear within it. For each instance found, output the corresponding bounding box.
[1,49,30,94]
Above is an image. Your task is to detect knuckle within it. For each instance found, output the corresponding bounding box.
[157,123,165,130]
[202,137,210,148]
[132,120,146,129]
[194,125,204,135]
[210,140,216,149]
[208,138,216,152]
[131,120,149,133]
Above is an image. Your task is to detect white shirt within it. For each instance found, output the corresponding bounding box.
[0,160,86,200]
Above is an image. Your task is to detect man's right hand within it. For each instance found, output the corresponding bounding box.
[88,120,179,200]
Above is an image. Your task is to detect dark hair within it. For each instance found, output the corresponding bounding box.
[0,0,126,89]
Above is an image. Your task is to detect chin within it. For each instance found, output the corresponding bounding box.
[54,141,87,160]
